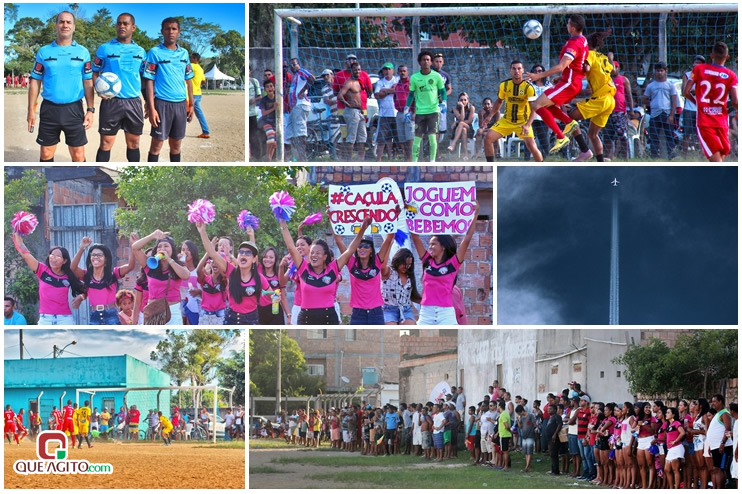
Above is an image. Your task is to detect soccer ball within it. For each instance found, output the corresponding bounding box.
[95,72,122,99]
[523,19,543,40]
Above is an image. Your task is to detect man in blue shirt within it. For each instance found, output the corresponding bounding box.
[92,13,146,162]
[142,17,194,162]
[4,297,27,325]
[383,405,400,456]
[27,11,94,162]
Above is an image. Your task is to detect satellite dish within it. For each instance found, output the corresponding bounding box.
[341,376,350,384]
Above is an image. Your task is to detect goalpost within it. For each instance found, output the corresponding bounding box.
[266,3,738,160]
[76,385,235,444]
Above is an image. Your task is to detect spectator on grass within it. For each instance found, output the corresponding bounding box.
[394,65,415,161]
[224,408,234,441]
[375,62,398,162]
[643,62,679,160]
[473,97,497,160]
[447,92,476,160]
[681,55,705,155]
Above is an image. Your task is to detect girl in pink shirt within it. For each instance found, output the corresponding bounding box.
[179,240,202,325]
[664,407,686,489]
[132,247,152,325]
[280,216,371,325]
[410,200,479,325]
[195,222,268,325]
[132,230,191,325]
[12,233,86,325]
[71,237,136,325]
[258,247,289,325]
[196,243,227,325]
[333,228,394,325]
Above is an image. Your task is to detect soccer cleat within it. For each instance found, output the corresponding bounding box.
[572,149,594,162]
[564,120,579,137]
[549,136,570,154]
[197,134,211,139]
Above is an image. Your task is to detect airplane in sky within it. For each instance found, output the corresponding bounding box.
[611,178,620,186]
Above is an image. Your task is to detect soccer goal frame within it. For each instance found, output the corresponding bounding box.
[76,385,235,444]
[269,3,737,160]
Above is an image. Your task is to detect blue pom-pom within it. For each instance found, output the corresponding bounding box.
[287,262,298,277]
[395,229,408,246]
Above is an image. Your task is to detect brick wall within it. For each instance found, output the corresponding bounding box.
[310,165,493,191]
[400,335,458,358]
[641,329,696,348]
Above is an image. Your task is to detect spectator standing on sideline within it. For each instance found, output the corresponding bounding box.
[605,61,636,160]
[4,297,27,325]
[374,62,398,161]
[190,53,210,139]
[394,65,415,161]
[286,58,314,161]
[334,54,373,160]
[320,69,337,119]
[432,52,453,143]
[680,55,705,155]
[643,62,679,160]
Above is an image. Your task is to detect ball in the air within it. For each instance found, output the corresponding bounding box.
[95,72,122,99]
[523,19,543,40]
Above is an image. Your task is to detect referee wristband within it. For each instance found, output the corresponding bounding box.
[87,107,95,113]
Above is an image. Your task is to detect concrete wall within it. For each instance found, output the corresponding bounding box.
[400,335,457,358]
[399,353,458,405]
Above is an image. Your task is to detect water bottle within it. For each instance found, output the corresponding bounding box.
[272,292,280,315]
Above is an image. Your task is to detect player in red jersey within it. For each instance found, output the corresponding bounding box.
[523,14,589,154]
[16,408,28,443]
[5,405,19,445]
[62,399,77,447]
[684,42,738,162]
[53,406,64,431]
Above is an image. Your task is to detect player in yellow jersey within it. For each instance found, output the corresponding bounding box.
[76,400,93,448]
[158,411,173,446]
[484,61,543,162]
[566,32,616,162]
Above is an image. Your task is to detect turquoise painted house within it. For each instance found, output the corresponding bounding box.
[4,355,171,432]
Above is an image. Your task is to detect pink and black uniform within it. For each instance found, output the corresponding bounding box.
[346,254,385,325]
[258,266,285,325]
[224,263,269,325]
[143,265,183,324]
[418,252,462,325]
[665,419,685,461]
[200,273,226,320]
[297,259,341,325]
[83,266,121,325]
[135,274,149,322]
[35,263,74,317]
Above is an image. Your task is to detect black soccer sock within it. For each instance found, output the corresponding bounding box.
[126,148,140,162]
[40,157,54,162]
[169,153,181,162]
[574,133,590,153]
[485,155,494,162]
[147,153,159,162]
[596,154,604,162]
[96,149,111,162]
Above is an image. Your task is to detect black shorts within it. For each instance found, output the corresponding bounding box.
[37,100,88,147]
[415,113,439,136]
[384,428,396,442]
[151,98,187,140]
[711,448,725,469]
[258,303,285,325]
[500,436,510,451]
[377,116,396,144]
[298,307,339,325]
[99,97,144,135]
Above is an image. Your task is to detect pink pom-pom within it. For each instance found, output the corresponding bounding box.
[187,199,216,224]
[238,210,260,231]
[11,211,39,236]
[303,212,322,225]
[269,191,296,222]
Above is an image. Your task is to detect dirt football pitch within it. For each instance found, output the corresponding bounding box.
[5,439,245,489]
[3,90,245,162]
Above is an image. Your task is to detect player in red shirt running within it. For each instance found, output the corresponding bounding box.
[5,405,19,445]
[62,400,76,447]
[523,15,589,154]
[16,408,28,443]
[684,42,738,162]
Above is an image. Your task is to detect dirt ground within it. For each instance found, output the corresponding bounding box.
[5,439,245,489]
[248,447,466,489]
[3,90,245,162]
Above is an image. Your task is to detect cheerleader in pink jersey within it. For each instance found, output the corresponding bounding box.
[196,240,227,325]
[410,201,479,325]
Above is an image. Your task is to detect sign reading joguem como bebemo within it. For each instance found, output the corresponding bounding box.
[328,182,403,235]
[404,181,477,234]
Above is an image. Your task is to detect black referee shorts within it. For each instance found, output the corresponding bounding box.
[99,97,144,136]
[37,100,88,148]
[151,98,187,141]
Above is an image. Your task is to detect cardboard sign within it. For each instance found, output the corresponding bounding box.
[328,182,402,235]
[404,181,476,234]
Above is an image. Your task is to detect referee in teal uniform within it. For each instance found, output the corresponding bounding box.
[27,11,94,162]
[142,17,194,162]
[92,12,147,162]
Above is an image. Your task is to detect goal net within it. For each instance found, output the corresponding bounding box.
[257,3,737,160]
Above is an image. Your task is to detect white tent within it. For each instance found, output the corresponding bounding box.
[204,65,235,89]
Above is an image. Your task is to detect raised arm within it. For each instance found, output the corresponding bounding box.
[195,249,211,285]
[278,254,291,287]
[12,233,40,273]
[278,219,303,267]
[377,232,395,265]
[410,232,426,259]
[456,200,480,264]
[131,229,169,268]
[194,221,228,273]
[132,289,143,325]
[337,216,372,270]
[118,232,139,277]
[71,236,92,278]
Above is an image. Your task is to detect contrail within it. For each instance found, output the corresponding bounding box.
[609,180,620,325]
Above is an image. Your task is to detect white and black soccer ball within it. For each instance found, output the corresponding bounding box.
[334,224,345,235]
[523,19,543,40]
[383,222,395,233]
[380,183,393,194]
[95,72,122,99]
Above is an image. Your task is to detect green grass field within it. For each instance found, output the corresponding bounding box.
[249,438,606,489]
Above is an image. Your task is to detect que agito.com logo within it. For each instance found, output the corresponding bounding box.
[13,431,113,475]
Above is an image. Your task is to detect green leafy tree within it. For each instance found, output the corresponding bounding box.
[249,329,325,397]
[150,329,190,407]
[5,3,19,24]
[216,348,246,406]
[4,169,46,324]
[176,16,222,58]
[113,166,326,255]
[211,29,246,79]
